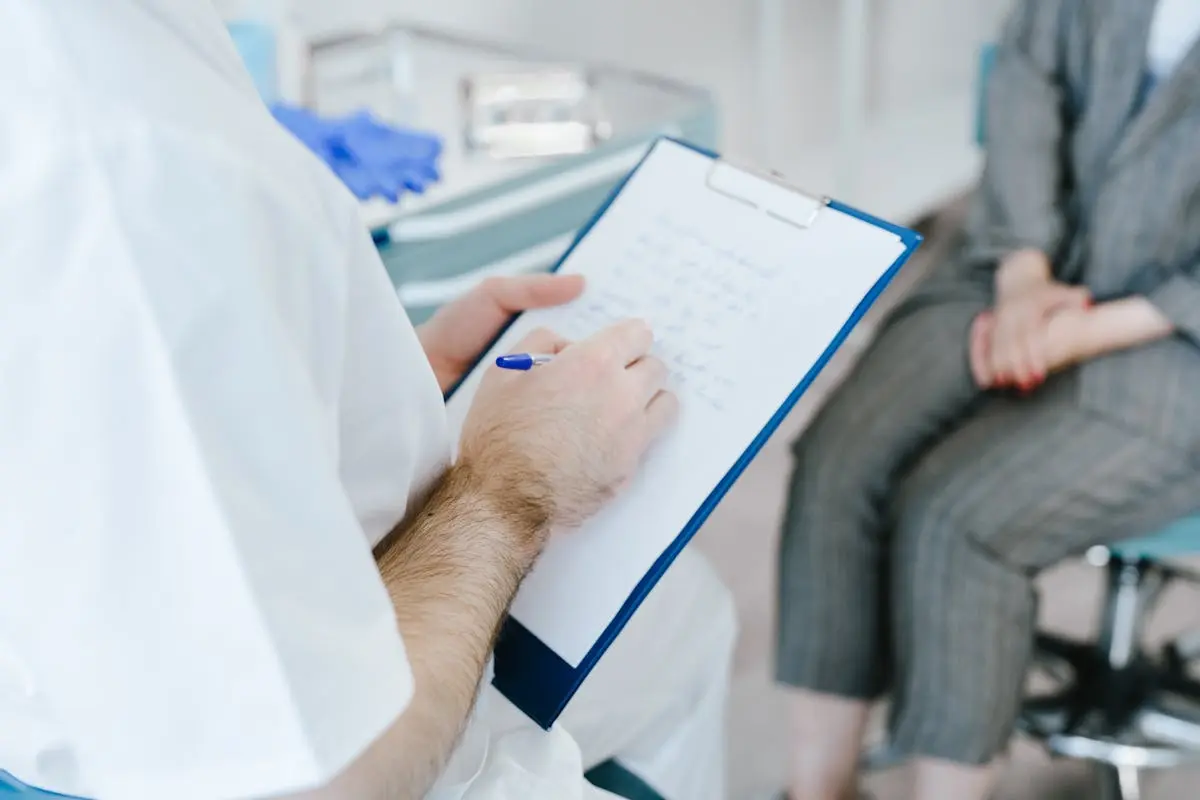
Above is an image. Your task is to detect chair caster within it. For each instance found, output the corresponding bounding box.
[1019,555,1200,799]
[1093,762,1142,800]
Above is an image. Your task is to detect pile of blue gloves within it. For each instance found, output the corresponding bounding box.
[271,104,443,203]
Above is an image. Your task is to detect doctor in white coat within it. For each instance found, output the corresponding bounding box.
[0,2,736,799]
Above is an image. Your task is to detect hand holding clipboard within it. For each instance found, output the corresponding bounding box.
[447,137,923,728]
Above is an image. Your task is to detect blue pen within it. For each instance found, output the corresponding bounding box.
[495,353,555,370]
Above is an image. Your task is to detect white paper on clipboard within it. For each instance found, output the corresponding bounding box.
[446,138,909,668]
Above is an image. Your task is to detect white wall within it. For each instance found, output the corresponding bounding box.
[293,0,1012,200]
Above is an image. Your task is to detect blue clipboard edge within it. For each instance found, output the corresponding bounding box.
[447,135,924,729]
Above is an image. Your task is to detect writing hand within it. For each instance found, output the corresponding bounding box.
[459,320,677,532]
[417,274,585,392]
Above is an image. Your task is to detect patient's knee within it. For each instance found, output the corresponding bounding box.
[891,484,1031,599]
[789,411,873,495]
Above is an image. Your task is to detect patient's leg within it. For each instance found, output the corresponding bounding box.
[777,289,987,800]
[888,376,1200,800]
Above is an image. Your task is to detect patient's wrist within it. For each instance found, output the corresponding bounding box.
[996,249,1052,300]
[1076,297,1174,358]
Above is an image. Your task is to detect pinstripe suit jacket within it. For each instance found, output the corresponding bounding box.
[938,0,1200,448]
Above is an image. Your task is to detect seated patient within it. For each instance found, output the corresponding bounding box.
[776,0,1200,798]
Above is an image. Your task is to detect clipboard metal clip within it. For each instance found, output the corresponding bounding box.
[704,158,829,230]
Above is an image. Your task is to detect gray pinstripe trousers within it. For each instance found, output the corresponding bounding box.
[776,288,1200,764]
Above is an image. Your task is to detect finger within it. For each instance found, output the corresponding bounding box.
[482,274,586,314]
[969,315,993,388]
[377,169,403,203]
[626,356,670,405]
[1018,328,1048,387]
[417,162,441,183]
[511,326,572,357]
[447,276,584,348]
[1009,336,1036,387]
[991,337,1022,388]
[994,308,1039,386]
[643,390,680,442]
[1030,327,1049,381]
[583,318,655,366]
[987,319,1016,386]
[399,168,429,194]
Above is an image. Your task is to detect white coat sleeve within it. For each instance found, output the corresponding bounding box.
[0,126,413,800]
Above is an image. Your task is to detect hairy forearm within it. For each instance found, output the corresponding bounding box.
[294,464,544,800]
[1076,297,1174,360]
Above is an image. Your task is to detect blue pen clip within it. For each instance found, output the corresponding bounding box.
[495,353,555,370]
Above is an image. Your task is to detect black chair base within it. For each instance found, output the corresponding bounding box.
[585,760,665,800]
[1018,555,1200,800]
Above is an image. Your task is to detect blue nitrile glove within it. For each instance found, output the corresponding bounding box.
[332,111,442,201]
[270,104,442,202]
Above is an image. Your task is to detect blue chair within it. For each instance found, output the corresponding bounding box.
[860,48,1200,800]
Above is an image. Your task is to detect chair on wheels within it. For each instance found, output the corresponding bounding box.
[856,46,1200,800]
[858,524,1200,800]
[976,38,1200,797]
[1017,522,1200,800]
[976,40,1200,797]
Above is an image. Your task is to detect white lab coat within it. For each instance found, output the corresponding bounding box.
[0,3,734,799]
[0,1,448,797]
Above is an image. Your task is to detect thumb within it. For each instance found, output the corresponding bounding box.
[483,273,585,314]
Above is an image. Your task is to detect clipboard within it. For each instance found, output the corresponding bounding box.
[447,136,922,729]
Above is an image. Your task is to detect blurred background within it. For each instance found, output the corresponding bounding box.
[281,0,1010,220]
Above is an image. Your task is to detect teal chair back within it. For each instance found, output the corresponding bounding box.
[1112,516,1200,560]
[975,44,998,147]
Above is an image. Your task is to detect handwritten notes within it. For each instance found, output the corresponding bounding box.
[529,212,787,413]
[445,139,908,670]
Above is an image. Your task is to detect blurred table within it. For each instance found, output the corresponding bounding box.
[305,25,719,323]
